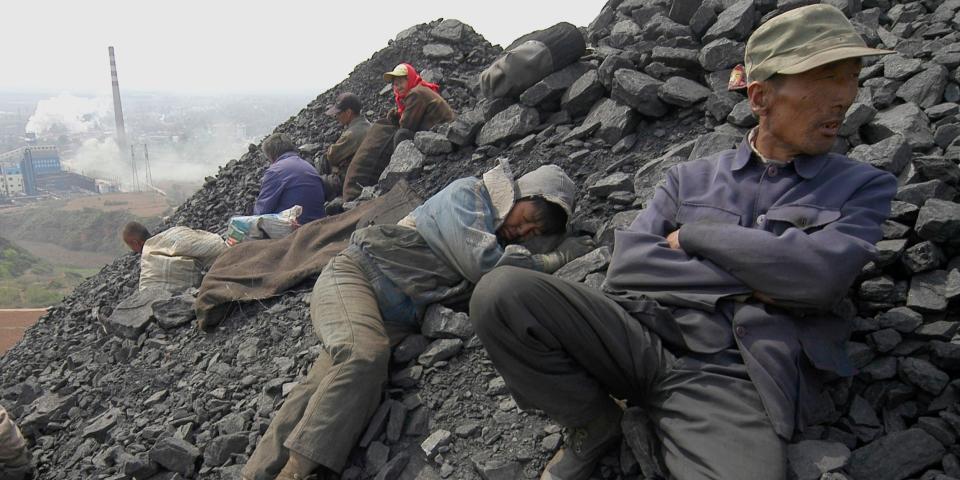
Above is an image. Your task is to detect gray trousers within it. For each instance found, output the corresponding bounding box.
[470,267,786,480]
[242,254,411,478]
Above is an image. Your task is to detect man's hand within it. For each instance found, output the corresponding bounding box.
[752,291,776,305]
[539,236,597,273]
[666,230,682,250]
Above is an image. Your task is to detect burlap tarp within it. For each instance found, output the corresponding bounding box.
[195,182,422,328]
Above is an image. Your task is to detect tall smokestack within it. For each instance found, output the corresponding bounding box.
[108,46,128,153]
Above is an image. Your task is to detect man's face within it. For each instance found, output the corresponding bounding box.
[496,200,543,243]
[750,58,861,159]
[124,235,145,254]
[335,109,353,126]
[393,77,409,95]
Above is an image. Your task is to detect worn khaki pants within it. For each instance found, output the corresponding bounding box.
[470,267,786,480]
[242,254,411,478]
[0,405,27,464]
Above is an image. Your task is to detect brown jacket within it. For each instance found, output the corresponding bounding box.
[326,116,371,177]
[398,85,455,132]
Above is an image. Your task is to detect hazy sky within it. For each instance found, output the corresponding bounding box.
[1,1,602,96]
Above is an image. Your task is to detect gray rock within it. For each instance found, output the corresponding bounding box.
[122,453,158,479]
[151,294,196,330]
[430,19,465,42]
[706,91,742,121]
[901,241,946,273]
[866,328,901,353]
[877,307,923,333]
[105,287,170,339]
[698,38,745,72]
[915,199,960,244]
[421,429,452,458]
[393,334,431,364]
[689,1,719,39]
[882,54,924,80]
[864,103,935,149]
[203,433,247,467]
[896,65,949,108]
[476,104,540,146]
[874,239,907,267]
[935,124,960,149]
[597,210,641,246]
[373,451,410,480]
[858,275,896,302]
[899,357,949,395]
[555,247,612,283]
[423,44,455,60]
[149,436,200,476]
[926,102,959,120]
[478,97,513,122]
[378,140,424,191]
[895,180,956,207]
[444,108,484,147]
[82,407,121,442]
[414,131,453,155]
[913,156,960,184]
[907,270,948,312]
[658,76,712,107]
[916,416,957,446]
[861,77,903,110]
[611,68,668,117]
[582,98,640,144]
[598,55,635,90]
[421,304,473,341]
[669,0,701,24]
[688,131,740,160]
[390,365,422,388]
[561,70,604,117]
[914,320,959,340]
[726,99,756,127]
[847,429,945,480]
[651,47,701,71]
[472,457,521,480]
[588,172,633,198]
[787,440,850,480]
[418,338,463,366]
[839,103,878,137]
[860,356,896,381]
[702,0,755,43]
[848,135,911,175]
[520,62,592,107]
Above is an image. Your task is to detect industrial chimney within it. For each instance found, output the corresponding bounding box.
[108,47,127,153]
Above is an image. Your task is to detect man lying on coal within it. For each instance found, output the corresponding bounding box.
[241,160,595,480]
[469,5,898,479]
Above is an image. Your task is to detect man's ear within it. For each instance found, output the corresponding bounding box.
[747,81,771,117]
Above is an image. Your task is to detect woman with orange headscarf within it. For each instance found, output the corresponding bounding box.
[382,63,455,134]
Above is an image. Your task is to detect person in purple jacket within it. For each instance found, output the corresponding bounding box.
[469,5,897,480]
[254,133,327,224]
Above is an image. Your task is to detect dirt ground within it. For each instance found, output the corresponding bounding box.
[15,240,116,269]
[61,192,172,217]
[0,309,45,354]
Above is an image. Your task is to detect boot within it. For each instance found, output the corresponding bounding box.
[541,400,623,480]
[276,451,320,480]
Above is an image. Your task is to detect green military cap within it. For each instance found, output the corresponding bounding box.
[744,4,893,83]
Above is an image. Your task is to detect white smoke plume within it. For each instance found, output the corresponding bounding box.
[25,93,112,135]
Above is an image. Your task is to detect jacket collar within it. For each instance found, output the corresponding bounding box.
[732,134,829,180]
[482,158,518,229]
[275,151,299,163]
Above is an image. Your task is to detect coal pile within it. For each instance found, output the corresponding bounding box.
[2,1,960,479]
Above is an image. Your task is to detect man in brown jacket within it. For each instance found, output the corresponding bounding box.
[383,63,455,146]
[321,92,370,194]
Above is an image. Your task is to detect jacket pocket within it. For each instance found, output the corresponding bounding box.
[765,204,840,231]
[676,203,742,226]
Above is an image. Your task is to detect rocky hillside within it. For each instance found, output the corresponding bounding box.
[2,1,960,479]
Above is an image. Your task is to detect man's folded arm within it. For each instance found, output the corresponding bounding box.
[678,172,897,309]
[605,167,752,303]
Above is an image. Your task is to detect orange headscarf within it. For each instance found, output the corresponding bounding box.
[393,63,440,115]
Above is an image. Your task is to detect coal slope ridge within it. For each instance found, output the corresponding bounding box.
[3,0,960,477]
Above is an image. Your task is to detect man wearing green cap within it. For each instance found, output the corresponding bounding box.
[470,5,898,479]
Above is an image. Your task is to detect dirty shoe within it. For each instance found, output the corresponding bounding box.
[541,402,623,480]
[276,451,320,480]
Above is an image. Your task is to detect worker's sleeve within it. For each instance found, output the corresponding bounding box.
[399,90,428,132]
[414,179,540,284]
[325,130,358,172]
[604,166,752,311]
[679,171,897,310]
[253,168,281,215]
